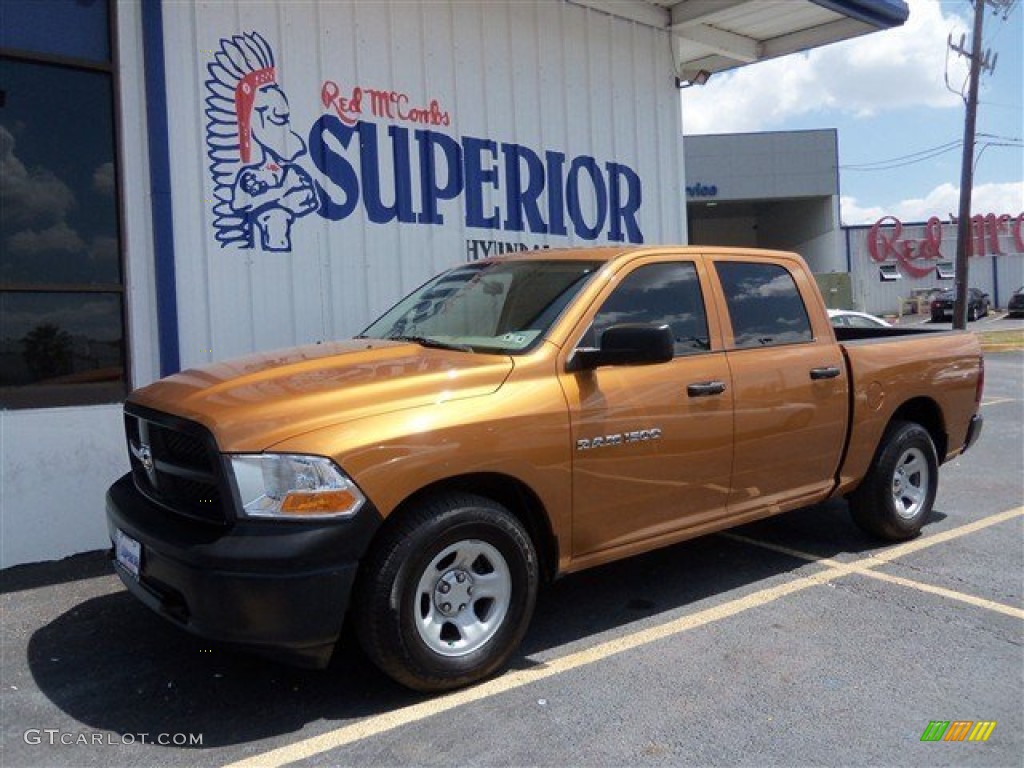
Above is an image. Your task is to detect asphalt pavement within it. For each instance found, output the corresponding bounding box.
[2,352,1022,768]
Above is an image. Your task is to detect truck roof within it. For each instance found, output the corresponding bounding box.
[477,245,806,267]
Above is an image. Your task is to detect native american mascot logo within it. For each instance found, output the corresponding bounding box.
[205,32,317,252]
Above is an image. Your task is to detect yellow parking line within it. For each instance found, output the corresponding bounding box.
[725,506,1024,619]
[225,567,851,768]
[854,568,1024,620]
[981,397,1018,407]
[865,506,1022,563]
[223,507,1022,768]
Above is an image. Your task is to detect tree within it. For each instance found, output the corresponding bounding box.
[22,323,73,381]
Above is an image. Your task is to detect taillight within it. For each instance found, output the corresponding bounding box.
[974,355,985,404]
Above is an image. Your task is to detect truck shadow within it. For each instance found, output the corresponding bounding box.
[25,498,947,750]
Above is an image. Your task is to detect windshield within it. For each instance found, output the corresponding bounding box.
[361,260,602,354]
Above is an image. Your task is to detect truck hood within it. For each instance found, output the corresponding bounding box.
[128,340,514,451]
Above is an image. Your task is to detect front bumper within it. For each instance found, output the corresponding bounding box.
[106,473,380,668]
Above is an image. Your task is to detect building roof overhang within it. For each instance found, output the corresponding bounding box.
[570,0,909,83]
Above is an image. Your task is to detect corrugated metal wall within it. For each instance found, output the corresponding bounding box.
[160,1,685,368]
[848,219,1024,314]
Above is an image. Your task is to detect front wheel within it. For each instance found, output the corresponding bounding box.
[354,493,538,691]
[849,420,939,541]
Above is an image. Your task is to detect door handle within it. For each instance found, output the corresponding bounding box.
[809,366,841,380]
[687,381,727,397]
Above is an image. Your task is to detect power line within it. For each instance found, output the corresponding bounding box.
[840,139,964,169]
[841,142,964,171]
[840,137,1021,173]
[977,132,1023,142]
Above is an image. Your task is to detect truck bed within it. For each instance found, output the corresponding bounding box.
[834,327,982,493]
[832,325,952,342]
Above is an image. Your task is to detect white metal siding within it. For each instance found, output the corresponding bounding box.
[848,219,1024,314]
[160,0,686,368]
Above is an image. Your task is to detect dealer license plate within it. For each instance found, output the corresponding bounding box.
[114,528,141,580]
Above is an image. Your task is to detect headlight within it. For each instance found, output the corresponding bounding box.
[229,454,366,520]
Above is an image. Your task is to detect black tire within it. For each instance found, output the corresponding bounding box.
[968,305,978,322]
[849,420,939,541]
[353,492,538,692]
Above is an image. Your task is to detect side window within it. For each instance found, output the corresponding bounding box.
[715,262,813,349]
[586,262,710,356]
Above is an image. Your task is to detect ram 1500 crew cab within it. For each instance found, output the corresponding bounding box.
[107,247,984,691]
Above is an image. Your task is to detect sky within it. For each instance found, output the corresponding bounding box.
[680,0,1023,225]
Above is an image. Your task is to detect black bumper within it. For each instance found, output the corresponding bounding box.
[962,413,983,454]
[106,473,380,668]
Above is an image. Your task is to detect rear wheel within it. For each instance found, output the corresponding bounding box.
[849,420,938,541]
[354,493,538,691]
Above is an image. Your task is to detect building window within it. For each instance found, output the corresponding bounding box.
[1,0,127,408]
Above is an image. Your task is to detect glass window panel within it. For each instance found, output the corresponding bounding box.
[0,291,126,407]
[587,262,710,356]
[0,0,110,63]
[715,262,813,349]
[1,58,121,286]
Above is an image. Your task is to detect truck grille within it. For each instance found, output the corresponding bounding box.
[124,406,230,525]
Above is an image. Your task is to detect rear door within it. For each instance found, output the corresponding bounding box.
[709,257,849,515]
[559,256,734,558]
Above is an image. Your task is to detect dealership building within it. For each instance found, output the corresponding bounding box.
[1,0,912,567]
[844,214,1024,315]
[684,130,1024,314]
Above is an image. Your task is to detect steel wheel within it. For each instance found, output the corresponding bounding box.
[890,447,929,520]
[413,539,512,657]
[849,420,938,541]
[354,493,538,691]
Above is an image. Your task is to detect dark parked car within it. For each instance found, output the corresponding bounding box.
[1008,287,1024,318]
[930,288,990,322]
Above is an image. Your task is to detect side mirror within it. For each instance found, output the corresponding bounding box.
[569,324,675,371]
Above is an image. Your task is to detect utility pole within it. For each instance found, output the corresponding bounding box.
[950,0,999,329]
[951,2,984,329]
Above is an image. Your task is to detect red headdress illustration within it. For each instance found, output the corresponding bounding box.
[205,31,317,251]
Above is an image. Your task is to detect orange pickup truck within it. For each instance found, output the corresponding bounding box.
[107,246,984,691]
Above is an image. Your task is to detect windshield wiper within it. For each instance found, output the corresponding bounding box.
[386,335,475,352]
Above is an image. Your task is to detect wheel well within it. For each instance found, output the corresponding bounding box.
[889,397,947,460]
[382,473,559,582]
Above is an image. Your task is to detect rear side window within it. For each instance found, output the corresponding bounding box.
[715,262,813,349]
[586,262,710,356]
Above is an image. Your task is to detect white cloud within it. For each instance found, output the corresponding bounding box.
[6,221,85,256]
[92,161,115,195]
[88,235,120,266]
[0,125,77,229]
[681,0,969,134]
[841,180,1024,224]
